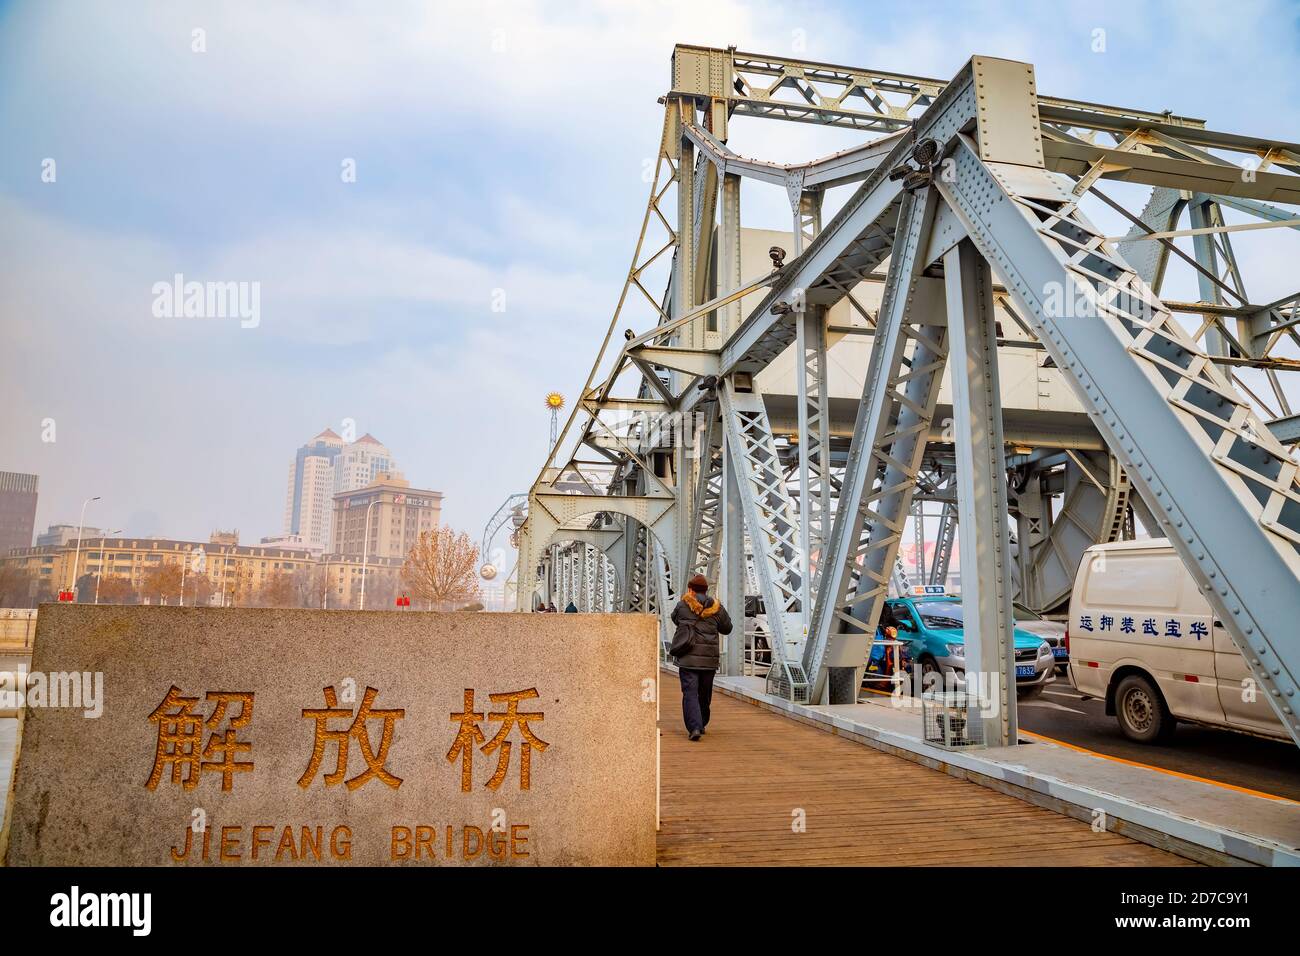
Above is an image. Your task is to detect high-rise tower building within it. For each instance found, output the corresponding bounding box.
[282,429,345,551]
[332,433,397,496]
[0,472,38,556]
[283,429,400,552]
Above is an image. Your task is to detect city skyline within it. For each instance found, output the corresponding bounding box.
[5,422,442,553]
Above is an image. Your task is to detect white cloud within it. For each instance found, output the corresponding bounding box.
[10,0,770,138]
[3,0,1299,553]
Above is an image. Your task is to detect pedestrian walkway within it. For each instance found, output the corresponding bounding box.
[657,691,1188,866]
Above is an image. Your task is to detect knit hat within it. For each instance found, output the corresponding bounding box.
[687,574,708,593]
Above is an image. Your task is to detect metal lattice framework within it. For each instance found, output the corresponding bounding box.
[514,45,1300,750]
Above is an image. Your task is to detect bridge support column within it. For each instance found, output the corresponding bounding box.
[946,239,1018,747]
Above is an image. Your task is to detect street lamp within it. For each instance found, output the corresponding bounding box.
[544,392,565,449]
[93,530,123,605]
[69,496,101,601]
[358,498,379,610]
[218,545,232,607]
[179,544,206,607]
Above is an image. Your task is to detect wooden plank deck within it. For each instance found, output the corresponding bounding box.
[657,692,1190,866]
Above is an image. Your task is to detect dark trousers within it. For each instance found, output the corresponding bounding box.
[678,667,715,734]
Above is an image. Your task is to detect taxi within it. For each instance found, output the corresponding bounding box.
[884,586,1056,697]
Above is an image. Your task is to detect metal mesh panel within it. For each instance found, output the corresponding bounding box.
[921,692,987,749]
[765,660,810,704]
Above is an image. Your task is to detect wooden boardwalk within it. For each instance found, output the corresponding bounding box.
[657,692,1190,866]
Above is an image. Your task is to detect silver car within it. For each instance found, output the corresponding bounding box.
[1013,602,1068,672]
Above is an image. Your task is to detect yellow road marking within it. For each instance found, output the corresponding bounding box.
[860,685,1298,804]
[1018,729,1300,805]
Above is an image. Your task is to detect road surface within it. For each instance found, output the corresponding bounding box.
[1018,680,1300,803]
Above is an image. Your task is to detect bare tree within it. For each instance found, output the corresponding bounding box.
[400,527,480,611]
[185,572,215,607]
[291,566,329,608]
[96,575,139,605]
[141,563,184,604]
[256,570,297,608]
[365,568,401,609]
[0,566,34,607]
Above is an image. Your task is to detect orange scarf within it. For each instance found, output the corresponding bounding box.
[683,590,720,618]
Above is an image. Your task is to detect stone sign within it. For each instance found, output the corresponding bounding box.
[2,605,657,866]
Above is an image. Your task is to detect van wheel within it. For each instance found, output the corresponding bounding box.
[1114,674,1175,744]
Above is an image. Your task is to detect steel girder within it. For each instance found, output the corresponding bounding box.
[1271,413,1300,445]
[945,238,1019,745]
[671,45,1203,134]
[931,68,1300,745]
[1042,132,1300,206]
[721,158,907,380]
[1116,187,1184,291]
[1186,196,1293,417]
[626,524,648,613]
[518,490,676,612]
[1015,451,1130,613]
[651,536,673,655]
[719,381,805,613]
[688,411,724,581]
[682,115,903,193]
[702,54,981,399]
[1091,187,1300,383]
[792,187,831,605]
[1190,198,1239,359]
[795,306,832,603]
[801,186,952,703]
[891,553,912,595]
[929,500,957,587]
[719,378,810,699]
[720,436,746,674]
[911,500,926,580]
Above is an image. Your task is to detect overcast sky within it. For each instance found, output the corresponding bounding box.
[1,0,1297,556]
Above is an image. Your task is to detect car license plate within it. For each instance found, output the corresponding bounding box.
[1015,665,1036,678]
[1052,648,1068,659]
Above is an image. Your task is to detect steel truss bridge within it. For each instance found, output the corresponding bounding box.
[515,45,1300,748]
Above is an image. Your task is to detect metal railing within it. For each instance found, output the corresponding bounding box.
[860,638,907,698]
[0,610,37,650]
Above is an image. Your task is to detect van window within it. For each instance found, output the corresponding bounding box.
[1086,551,1184,611]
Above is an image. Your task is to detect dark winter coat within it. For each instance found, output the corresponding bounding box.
[670,590,733,671]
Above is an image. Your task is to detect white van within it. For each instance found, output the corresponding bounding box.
[1069,540,1286,744]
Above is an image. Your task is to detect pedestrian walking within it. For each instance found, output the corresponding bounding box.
[669,574,732,741]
